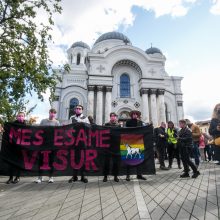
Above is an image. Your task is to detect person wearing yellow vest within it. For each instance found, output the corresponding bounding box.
[167,121,182,169]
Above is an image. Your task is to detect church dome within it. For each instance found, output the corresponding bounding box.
[94,31,131,45]
[146,47,162,55]
[71,41,90,50]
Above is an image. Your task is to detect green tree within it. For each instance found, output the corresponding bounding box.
[0,0,63,121]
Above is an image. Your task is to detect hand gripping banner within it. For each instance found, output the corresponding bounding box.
[0,123,156,176]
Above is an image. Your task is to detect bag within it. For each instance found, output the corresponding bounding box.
[214,137,220,146]
[199,134,205,148]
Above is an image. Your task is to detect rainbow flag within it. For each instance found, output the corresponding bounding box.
[120,134,144,165]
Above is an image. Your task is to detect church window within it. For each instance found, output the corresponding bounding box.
[69,98,79,118]
[120,74,130,98]
[77,53,81,65]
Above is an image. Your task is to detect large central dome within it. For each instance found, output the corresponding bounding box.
[94,31,131,45]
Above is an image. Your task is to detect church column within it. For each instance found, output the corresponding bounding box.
[157,89,166,124]
[80,55,84,64]
[150,89,158,127]
[96,86,104,125]
[73,54,76,64]
[140,88,149,123]
[105,86,112,123]
[87,85,95,117]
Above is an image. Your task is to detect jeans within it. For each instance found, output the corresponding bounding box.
[193,141,200,166]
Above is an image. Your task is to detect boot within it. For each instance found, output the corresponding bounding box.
[114,176,119,182]
[6,177,13,184]
[126,175,130,181]
[68,176,78,183]
[192,171,200,178]
[81,176,88,183]
[180,173,190,178]
[103,176,108,182]
[137,175,146,180]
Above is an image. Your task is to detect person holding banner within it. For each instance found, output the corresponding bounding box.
[68,104,90,183]
[6,111,26,184]
[103,112,121,182]
[125,110,146,181]
[154,122,169,170]
[35,108,60,183]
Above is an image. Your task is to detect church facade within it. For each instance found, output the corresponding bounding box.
[52,32,184,126]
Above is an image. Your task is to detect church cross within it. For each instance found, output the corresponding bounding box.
[149,68,156,75]
[97,65,105,73]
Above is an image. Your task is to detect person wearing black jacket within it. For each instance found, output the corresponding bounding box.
[209,103,220,164]
[6,112,26,184]
[103,112,121,182]
[178,119,200,178]
[125,110,146,181]
[154,122,169,170]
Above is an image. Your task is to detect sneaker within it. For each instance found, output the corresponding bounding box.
[13,177,20,184]
[137,175,146,180]
[192,171,200,178]
[114,176,119,182]
[180,173,190,178]
[103,176,108,182]
[48,177,54,183]
[35,177,42,183]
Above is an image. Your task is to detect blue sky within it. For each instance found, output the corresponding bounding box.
[29,0,220,122]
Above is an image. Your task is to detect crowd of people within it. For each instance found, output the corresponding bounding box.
[1,102,220,185]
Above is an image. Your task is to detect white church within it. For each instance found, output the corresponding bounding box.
[52,31,184,126]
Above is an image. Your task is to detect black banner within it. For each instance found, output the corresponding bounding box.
[0,123,155,176]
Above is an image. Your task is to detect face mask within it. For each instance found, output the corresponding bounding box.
[49,112,56,120]
[17,115,25,122]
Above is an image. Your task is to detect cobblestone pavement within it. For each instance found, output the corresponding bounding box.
[0,161,220,220]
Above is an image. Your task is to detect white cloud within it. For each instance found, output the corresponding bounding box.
[210,0,220,15]
[47,0,198,65]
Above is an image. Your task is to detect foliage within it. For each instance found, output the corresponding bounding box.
[0,0,62,121]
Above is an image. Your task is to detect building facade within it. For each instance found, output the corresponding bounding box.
[52,32,184,126]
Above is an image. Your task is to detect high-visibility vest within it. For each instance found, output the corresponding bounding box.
[167,128,177,144]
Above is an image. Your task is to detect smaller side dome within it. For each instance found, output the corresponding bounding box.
[71,41,90,50]
[146,47,162,55]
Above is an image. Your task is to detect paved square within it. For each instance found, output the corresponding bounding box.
[0,161,219,219]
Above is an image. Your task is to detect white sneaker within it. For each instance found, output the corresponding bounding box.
[48,177,54,183]
[35,177,42,183]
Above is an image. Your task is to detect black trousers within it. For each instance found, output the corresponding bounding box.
[103,153,119,176]
[8,165,20,179]
[180,146,197,174]
[157,144,166,167]
[126,164,142,176]
[167,143,181,166]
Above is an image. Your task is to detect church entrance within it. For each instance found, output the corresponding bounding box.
[118,110,130,127]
